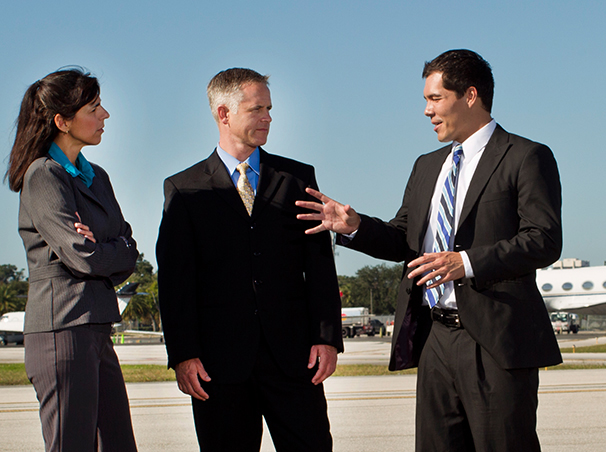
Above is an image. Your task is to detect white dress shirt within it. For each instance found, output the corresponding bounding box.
[422,119,497,309]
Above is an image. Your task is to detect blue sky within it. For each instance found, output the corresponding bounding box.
[1,0,605,276]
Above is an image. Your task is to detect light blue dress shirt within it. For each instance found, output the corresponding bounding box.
[216,145,260,194]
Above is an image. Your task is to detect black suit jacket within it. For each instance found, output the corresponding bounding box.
[346,125,562,370]
[157,149,343,384]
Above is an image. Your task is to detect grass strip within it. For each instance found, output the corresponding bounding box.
[121,365,176,382]
[2,360,606,386]
[560,344,606,353]
[333,364,417,376]
[546,363,606,370]
[0,364,176,386]
[0,363,29,385]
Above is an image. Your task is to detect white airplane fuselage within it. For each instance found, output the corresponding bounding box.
[0,283,139,345]
[0,311,26,344]
[537,266,606,315]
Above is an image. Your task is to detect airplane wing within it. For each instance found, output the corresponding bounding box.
[543,294,606,315]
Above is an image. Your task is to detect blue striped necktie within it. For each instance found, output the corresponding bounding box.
[425,144,463,308]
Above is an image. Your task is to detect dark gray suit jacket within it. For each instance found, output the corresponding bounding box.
[19,156,138,333]
[157,149,343,383]
[345,125,563,370]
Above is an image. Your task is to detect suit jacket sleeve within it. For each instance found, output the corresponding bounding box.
[156,178,202,368]
[94,166,138,286]
[464,142,562,288]
[20,160,138,282]
[303,170,344,352]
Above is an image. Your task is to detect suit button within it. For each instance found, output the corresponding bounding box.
[406,287,412,294]
[253,252,261,257]
[251,223,256,229]
[254,280,262,286]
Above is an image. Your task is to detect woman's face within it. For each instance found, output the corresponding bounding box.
[64,97,110,147]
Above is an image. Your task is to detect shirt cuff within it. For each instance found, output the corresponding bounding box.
[342,230,358,239]
[339,229,359,245]
[460,251,474,279]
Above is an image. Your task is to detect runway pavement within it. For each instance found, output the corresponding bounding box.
[2,369,606,451]
[2,335,606,451]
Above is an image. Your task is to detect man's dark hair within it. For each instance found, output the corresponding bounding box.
[423,49,494,113]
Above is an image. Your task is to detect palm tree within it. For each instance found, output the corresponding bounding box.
[0,285,17,315]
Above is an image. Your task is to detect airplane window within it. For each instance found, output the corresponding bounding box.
[542,283,553,292]
[562,282,573,291]
[582,281,594,290]
[604,281,606,289]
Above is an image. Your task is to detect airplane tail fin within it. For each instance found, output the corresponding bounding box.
[116,282,140,315]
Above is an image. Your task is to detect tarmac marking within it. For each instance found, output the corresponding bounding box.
[0,401,38,405]
[4,385,606,413]
[0,408,38,413]
[130,403,191,409]
[539,388,606,394]
[327,395,416,401]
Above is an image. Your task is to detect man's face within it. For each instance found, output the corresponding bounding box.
[225,82,272,151]
[423,72,472,143]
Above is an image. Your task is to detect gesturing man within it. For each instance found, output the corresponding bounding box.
[157,68,343,451]
[297,50,562,451]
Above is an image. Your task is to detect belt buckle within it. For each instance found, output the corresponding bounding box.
[433,308,461,328]
[447,314,461,328]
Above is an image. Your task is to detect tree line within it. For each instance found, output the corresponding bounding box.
[339,263,404,315]
[1,260,404,321]
[0,264,29,314]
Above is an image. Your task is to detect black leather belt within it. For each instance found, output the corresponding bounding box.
[431,307,463,329]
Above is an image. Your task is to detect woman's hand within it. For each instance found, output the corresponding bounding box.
[74,211,96,243]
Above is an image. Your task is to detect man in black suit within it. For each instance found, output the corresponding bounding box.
[156,68,343,451]
[297,50,562,451]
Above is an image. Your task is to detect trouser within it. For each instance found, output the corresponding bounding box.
[24,324,138,452]
[416,320,541,452]
[191,337,333,452]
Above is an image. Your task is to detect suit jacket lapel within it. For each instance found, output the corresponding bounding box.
[458,125,511,229]
[253,149,284,218]
[47,157,107,213]
[207,150,252,220]
[72,172,108,214]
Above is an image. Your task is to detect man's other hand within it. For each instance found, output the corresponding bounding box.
[175,358,211,401]
[407,252,465,288]
[308,344,338,385]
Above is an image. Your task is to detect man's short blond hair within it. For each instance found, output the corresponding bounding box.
[207,68,270,123]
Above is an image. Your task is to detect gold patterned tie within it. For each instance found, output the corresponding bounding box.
[236,162,255,215]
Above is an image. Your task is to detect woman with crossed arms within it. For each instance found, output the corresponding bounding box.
[5,67,139,452]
